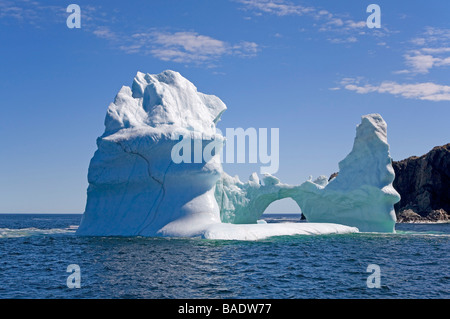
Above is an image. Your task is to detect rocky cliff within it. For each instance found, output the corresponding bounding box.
[393,144,450,222]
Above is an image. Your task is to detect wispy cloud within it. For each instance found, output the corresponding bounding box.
[153,32,257,63]
[338,78,450,102]
[92,26,118,40]
[403,51,450,74]
[421,47,450,54]
[235,0,386,44]
[104,30,259,65]
[0,0,104,27]
[327,36,358,44]
[410,26,450,47]
[235,0,313,16]
[0,1,259,66]
[150,31,228,62]
[395,27,450,74]
[0,0,65,25]
[318,18,366,33]
[336,27,450,102]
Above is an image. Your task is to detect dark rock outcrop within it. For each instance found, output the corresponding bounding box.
[396,208,449,223]
[329,143,450,222]
[392,144,450,222]
[328,172,339,181]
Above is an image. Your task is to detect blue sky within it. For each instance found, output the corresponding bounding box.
[0,0,449,213]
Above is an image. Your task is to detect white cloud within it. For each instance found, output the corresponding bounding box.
[153,32,228,56]
[422,27,450,44]
[340,78,450,102]
[235,0,313,16]
[328,36,357,44]
[392,69,411,75]
[402,49,450,74]
[421,47,450,54]
[118,44,142,54]
[339,27,450,101]
[232,41,259,56]
[318,19,366,34]
[395,28,450,75]
[0,0,103,27]
[345,20,366,29]
[409,27,450,53]
[150,48,204,63]
[318,10,328,15]
[0,0,65,24]
[328,18,344,27]
[92,27,118,41]
[0,1,260,66]
[404,52,438,74]
[410,37,426,46]
[125,31,259,64]
[235,0,389,44]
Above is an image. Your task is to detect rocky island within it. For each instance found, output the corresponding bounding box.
[393,144,450,223]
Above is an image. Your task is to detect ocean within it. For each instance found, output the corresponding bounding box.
[0,214,448,299]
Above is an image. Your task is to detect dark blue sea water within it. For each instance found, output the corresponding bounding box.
[0,214,448,299]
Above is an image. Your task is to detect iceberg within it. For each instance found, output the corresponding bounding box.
[77,70,398,239]
[77,70,227,237]
[215,114,401,232]
[214,172,292,224]
[291,114,401,233]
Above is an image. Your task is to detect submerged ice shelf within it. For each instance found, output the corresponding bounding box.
[202,223,358,240]
[77,70,400,239]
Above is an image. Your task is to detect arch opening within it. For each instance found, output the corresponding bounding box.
[261,198,303,221]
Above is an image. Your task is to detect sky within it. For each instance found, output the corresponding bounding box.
[0,0,449,214]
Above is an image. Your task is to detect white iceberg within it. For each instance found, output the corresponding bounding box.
[77,70,227,237]
[215,114,400,233]
[292,114,401,233]
[77,70,398,239]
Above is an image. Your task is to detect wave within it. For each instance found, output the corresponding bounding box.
[360,230,450,238]
[394,230,450,238]
[0,226,78,238]
[1,225,448,240]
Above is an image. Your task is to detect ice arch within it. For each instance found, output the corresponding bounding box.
[215,114,400,233]
[215,173,298,224]
[262,197,302,216]
[215,173,323,224]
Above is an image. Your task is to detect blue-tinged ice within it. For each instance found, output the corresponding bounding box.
[215,114,400,233]
[77,70,397,239]
[77,70,227,237]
